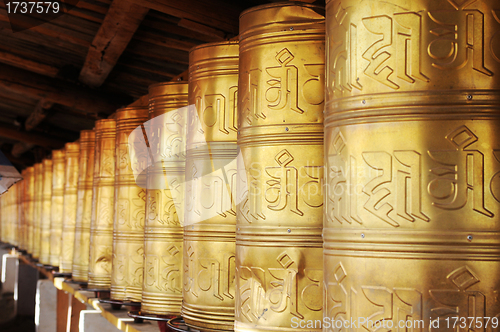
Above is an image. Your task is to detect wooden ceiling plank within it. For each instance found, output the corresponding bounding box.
[134,30,198,52]
[141,18,221,43]
[138,0,238,35]
[0,63,124,115]
[0,123,64,149]
[177,18,225,40]
[0,9,91,47]
[0,50,59,77]
[79,0,149,88]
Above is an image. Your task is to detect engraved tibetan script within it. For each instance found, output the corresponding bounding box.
[428,0,492,75]
[362,12,429,89]
[428,126,493,217]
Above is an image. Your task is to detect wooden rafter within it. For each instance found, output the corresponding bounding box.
[79,0,150,88]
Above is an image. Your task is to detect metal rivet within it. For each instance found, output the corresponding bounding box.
[362,100,366,104]
[285,127,289,131]
[197,65,200,69]
[467,235,473,241]
[237,228,240,231]
[287,229,291,233]
[289,27,294,31]
[361,233,365,238]
[467,94,473,100]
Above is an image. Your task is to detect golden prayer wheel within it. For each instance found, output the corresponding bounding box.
[50,150,65,267]
[324,0,500,328]
[73,130,96,282]
[60,142,80,273]
[88,119,116,290]
[24,166,35,254]
[182,41,239,331]
[18,172,26,250]
[33,162,44,259]
[141,82,188,315]
[236,3,325,332]
[39,159,53,265]
[111,106,149,302]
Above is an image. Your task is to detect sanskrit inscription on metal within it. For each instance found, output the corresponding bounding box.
[111,107,148,302]
[141,82,188,315]
[88,120,116,290]
[324,0,500,330]
[183,41,239,331]
[50,149,65,267]
[236,3,325,332]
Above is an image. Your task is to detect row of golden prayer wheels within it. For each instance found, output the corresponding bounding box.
[2,0,500,331]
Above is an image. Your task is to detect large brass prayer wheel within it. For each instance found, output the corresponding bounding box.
[24,166,35,255]
[39,159,53,265]
[50,150,65,267]
[73,130,96,282]
[324,0,500,329]
[183,41,239,331]
[111,106,148,302]
[60,142,80,273]
[141,82,188,315]
[88,119,116,290]
[18,172,26,250]
[33,162,43,259]
[236,3,325,332]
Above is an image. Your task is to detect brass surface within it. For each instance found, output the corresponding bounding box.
[18,173,26,250]
[141,82,188,315]
[236,3,325,332]
[1,181,19,246]
[39,159,53,265]
[183,41,239,331]
[33,162,43,259]
[110,107,148,302]
[324,0,500,329]
[60,142,80,273]
[50,149,65,267]
[72,130,96,282]
[88,119,116,289]
[24,166,35,254]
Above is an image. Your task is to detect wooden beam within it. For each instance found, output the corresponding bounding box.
[11,142,34,158]
[0,63,127,115]
[79,0,149,88]
[0,123,64,149]
[25,99,54,131]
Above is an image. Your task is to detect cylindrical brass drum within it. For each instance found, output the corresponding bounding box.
[324,0,500,328]
[24,166,35,255]
[60,142,80,273]
[111,106,148,302]
[236,3,325,332]
[17,175,25,250]
[73,130,96,282]
[88,120,116,290]
[5,182,19,246]
[33,162,43,259]
[141,82,188,315]
[50,150,65,267]
[182,41,239,331]
[39,159,53,265]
